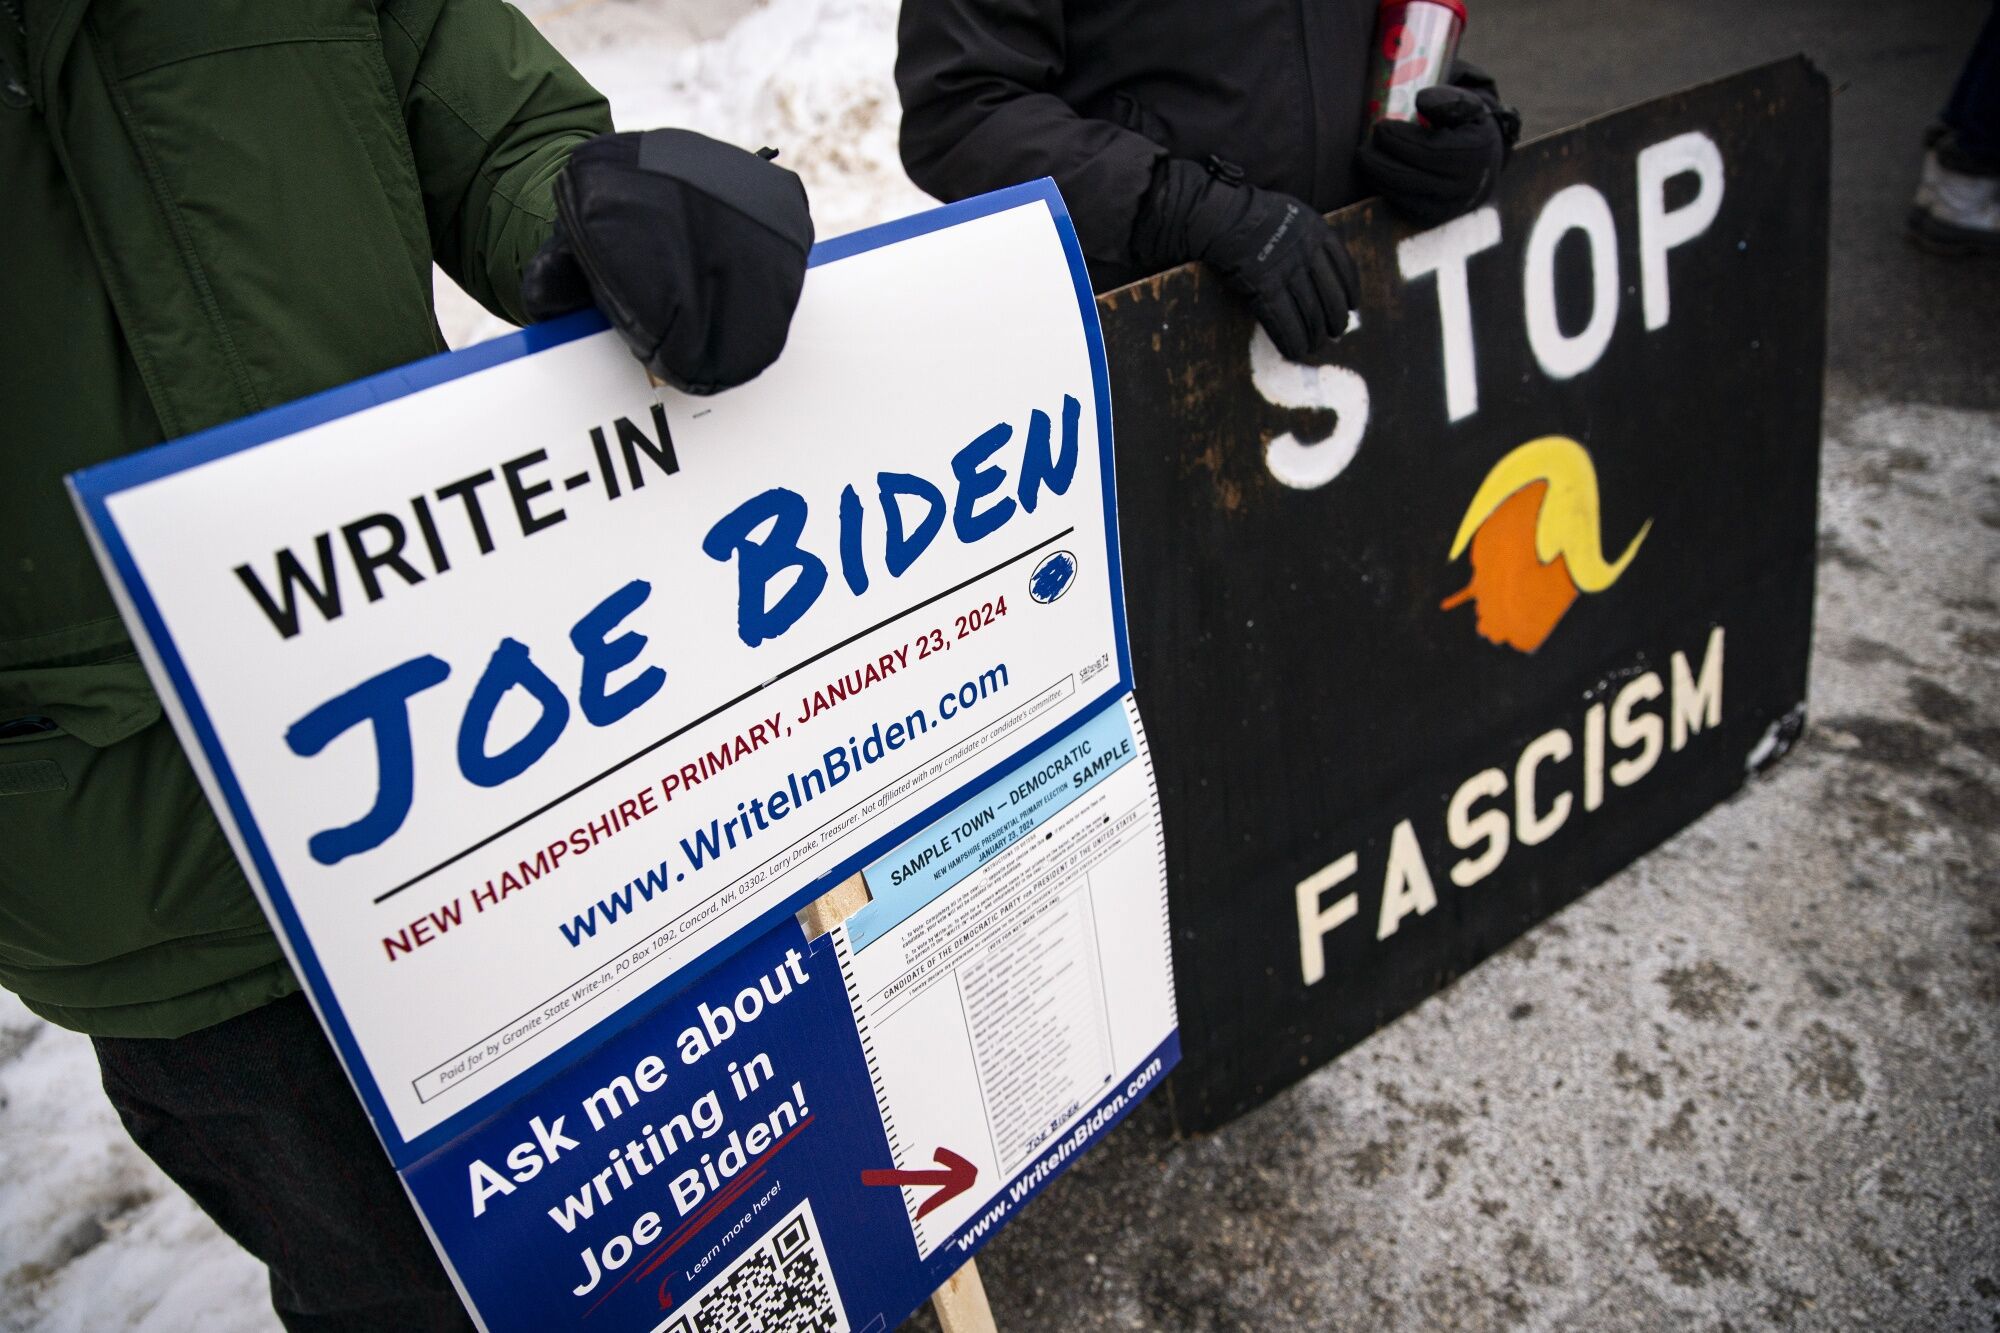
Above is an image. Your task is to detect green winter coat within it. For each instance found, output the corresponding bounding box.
[0,0,609,1037]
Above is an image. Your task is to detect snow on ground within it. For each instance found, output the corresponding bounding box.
[0,989,271,1332]
[434,0,928,348]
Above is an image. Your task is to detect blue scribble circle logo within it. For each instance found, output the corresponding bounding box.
[1030,550,1077,604]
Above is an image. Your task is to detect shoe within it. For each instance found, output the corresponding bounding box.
[1914,123,1947,211]
[1908,130,2000,256]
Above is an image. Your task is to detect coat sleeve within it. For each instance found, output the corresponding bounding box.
[378,0,612,325]
[895,0,1165,266]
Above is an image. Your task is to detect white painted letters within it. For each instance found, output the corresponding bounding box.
[1610,673,1666,787]
[1514,727,1574,847]
[1637,131,1725,331]
[1524,185,1621,380]
[1398,206,1503,422]
[1296,852,1360,985]
[1376,819,1439,940]
[1447,767,1511,888]
[1671,626,1726,750]
[1251,325,1373,490]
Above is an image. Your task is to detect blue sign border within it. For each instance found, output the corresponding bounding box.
[68,179,1133,1167]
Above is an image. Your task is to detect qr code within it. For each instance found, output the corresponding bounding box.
[659,1198,849,1333]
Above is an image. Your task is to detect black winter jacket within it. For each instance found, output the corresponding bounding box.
[896,0,1377,290]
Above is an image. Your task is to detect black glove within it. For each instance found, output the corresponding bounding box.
[1358,64,1522,229]
[522,129,814,395]
[1129,156,1360,361]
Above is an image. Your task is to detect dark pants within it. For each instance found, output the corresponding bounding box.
[1944,2,2000,167]
[93,994,477,1332]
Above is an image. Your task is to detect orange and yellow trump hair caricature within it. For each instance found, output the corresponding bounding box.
[1441,436,1652,654]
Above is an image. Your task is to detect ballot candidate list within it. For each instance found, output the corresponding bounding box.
[840,699,1176,1253]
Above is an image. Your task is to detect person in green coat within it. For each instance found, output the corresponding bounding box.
[1,0,812,1325]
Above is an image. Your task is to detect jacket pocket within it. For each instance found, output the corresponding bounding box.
[103,4,440,413]
[0,716,263,982]
[0,657,160,748]
[0,760,66,796]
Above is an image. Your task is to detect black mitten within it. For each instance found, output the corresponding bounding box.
[1449,59,1523,150]
[1130,157,1360,361]
[522,129,814,395]
[1357,71,1519,228]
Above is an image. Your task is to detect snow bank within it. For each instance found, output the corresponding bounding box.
[436,0,927,347]
[0,990,271,1332]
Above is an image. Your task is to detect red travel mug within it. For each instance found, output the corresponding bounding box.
[1366,0,1466,124]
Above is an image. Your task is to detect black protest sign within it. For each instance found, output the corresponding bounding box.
[1100,58,1827,1130]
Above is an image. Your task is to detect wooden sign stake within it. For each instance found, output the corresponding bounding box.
[796,871,872,941]
[930,1259,998,1333]
[798,875,1001,1333]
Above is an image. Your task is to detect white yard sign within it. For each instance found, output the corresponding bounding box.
[71,183,1128,1159]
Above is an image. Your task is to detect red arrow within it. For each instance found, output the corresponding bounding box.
[861,1147,979,1219]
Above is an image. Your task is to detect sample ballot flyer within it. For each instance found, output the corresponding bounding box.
[841,697,1176,1255]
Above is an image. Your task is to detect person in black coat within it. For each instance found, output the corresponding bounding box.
[896,0,1519,360]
